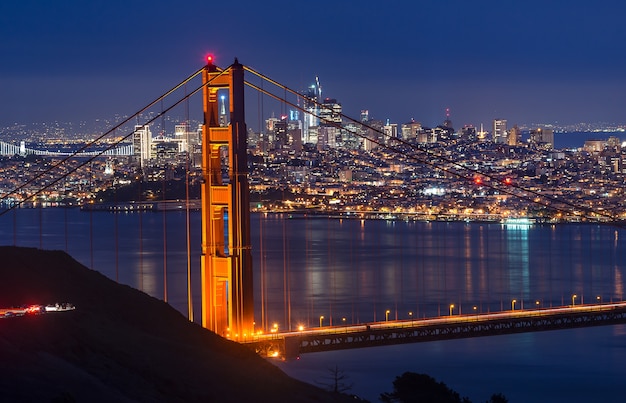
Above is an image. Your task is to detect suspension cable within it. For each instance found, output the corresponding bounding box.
[0,66,206,206]
[0,64,234,218]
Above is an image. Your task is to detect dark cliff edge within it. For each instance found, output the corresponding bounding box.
[0,246,353,402]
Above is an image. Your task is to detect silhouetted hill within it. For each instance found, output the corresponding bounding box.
[0,246,353,402]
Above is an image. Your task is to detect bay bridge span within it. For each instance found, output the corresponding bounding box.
[2,57,626,359]
[0,140,133,157]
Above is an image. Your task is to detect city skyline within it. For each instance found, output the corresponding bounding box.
[2,1,626,129]
[3,3,626,400]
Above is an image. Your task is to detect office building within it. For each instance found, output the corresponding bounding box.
[493,119,507,143]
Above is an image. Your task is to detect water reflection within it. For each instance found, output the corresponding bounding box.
[506,222,530,299]
[2,209,626,333]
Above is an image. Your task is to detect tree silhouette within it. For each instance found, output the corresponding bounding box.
[379,372,470,403]
[486,393,508,403]
[316,365,353,394]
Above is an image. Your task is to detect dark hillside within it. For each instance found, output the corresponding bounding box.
[0,246,352,402]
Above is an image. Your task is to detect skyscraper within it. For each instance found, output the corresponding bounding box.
[383,120,398,145]
[302,77,322,144]
[507,125,521,146]
[319,98,342,126]
[219,94,228,127]
[460,125,477,142]
[360,110,369,123]
[401,119,422,141]
[492,119,507,143]
[529,128,554,149]
[132,124,152,169]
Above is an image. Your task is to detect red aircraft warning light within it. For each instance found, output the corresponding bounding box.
[473,176,483,185]
[206,54,214,65]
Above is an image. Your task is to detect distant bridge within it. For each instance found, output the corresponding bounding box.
[0,140,133,157]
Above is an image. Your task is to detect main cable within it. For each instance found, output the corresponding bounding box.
[0,66,207,205]
[0,64,233,218]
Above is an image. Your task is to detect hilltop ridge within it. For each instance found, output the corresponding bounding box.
[0,246,352,402]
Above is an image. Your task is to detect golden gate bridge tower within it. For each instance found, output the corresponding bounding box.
[200,57,254,339]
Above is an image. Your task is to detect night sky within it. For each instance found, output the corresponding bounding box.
[2,0,626,129]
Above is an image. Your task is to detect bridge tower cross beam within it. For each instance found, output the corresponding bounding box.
[200,59,254,340]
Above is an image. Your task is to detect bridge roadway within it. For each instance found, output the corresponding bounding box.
[242,302,626,359]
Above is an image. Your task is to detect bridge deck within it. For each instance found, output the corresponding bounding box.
[242,302,626,359]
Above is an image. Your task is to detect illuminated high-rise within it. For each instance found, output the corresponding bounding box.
[401,119,421,141]
[508,125,521,146]
[319,98,342,125]
[383,120,398,145]
[302,77,322,144]
[492,119,507,143]
[529,128,554,149]
[360,110,369,122]
[132,124,152,168]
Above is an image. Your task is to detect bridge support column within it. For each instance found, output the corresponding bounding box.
[200,59,254,340]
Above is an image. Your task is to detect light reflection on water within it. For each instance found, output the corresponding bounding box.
[3,209,626,322]
[3,208,626,401]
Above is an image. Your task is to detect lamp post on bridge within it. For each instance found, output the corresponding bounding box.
[449,304,454,316]
[512,299,517,311]
[319,315,324,328]
[385,310,390,322]
[572,294,577,306]
[409,311,413,326]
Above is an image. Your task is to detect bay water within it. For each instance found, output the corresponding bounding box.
[1,208,625,402]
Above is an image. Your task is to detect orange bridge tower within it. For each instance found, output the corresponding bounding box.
[200,58,254,339]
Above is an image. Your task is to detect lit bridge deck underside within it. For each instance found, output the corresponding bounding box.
[243,302,626,359]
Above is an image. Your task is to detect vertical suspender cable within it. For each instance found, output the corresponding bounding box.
[185,150,192,320]
[282,202,287,329]
[12,203,16,246]
[259,79,267,330]
[282,213,289,330]
[259,210,265,330]
[185,81,193,322]
[38,197,42,249]
[138,171,144,292]
[327,217,333,326]
[394,221,404,320]
[350,220,355,324]
[414,223,421,318]
[64,178,68,252]
[484,226,490,312]
[115,173,119,283]
[89,163,94,269]
[161,99,168,303]
[305,214,312,327]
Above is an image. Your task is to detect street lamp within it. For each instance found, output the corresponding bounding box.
[319,315,324,328]
[512,299,517,311]
[572,294,577,306]
[385,310,390,322]
[597,295,602,304]
[408,311,413,326]
[449,304,454,316]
